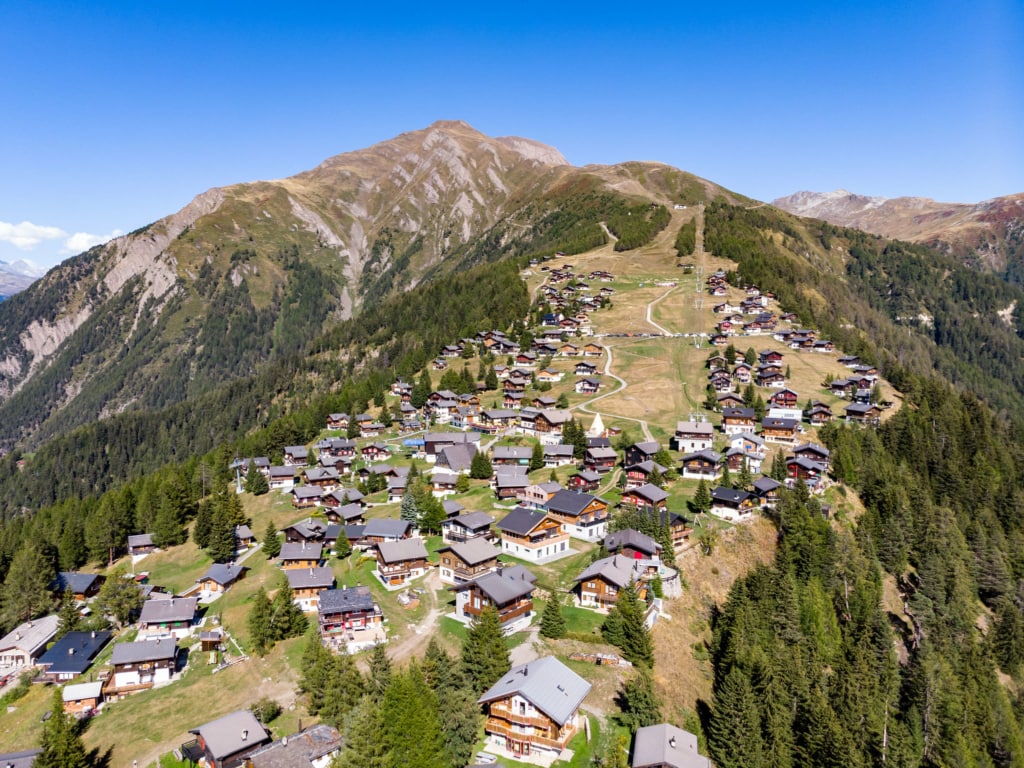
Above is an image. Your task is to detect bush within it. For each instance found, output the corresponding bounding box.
[251,696,282,723]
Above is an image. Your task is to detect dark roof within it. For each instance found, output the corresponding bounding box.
[546,489,602,516]
[711,487,756,505]
[753,477,782,493]
[681,449,722,463]
[605,529,661,556]
[478,656,591,727]
[127,533,154,548]
[626,484,670,504]
[722,407,756,419]
[497,507,549,536]
[762,417,799,429]
[286,567,336,590]
[319,586,375,615]
[363,518,411,538]
[451,568,537,604]
[575,554,652,589]
[36,630,111,675]
[198,563,246,586]
[377,539,428,563]
[448,511,495,531]
[139,597,199,625]
[111,638,177,665]
[249,724,343,768]
[52,572,102,595]
[190,710,270,761]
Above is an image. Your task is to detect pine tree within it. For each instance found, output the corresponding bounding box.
[192,499,213,548]
[335,529,352,558]
[540,592,567,639]
[299,630,332,715]
[738,459,753,491]
[335,697,390,768]
[485,365,499,391]
[411,370,432,409]
[770,452,787,482]
[320,649,366,728]
[649,466,665,489]
[617,581,655,667]
[35,686,90,768]
[708,667,764,768]
[368,643,392,701]
[455,474,470,493]
[378,402,393,427]
[1,544,54,627]
[58,518,86,572]
[461,605,510,694]
[245,464,269,495]
[248,587,274,655]
[418,492,446,535]
[619,667,662,732]
[262,520,281,558]
[55,588,81,640]
[720,462,733,490]
[95,568,143,629]
[530,442,545,471]
[152,493,185,549]
[381,665,447,768]
[207,507,236,563]
[400,488,420,525]
[469,451,493,479]
[693,479,711,515]
[602,604,626,648]
[269,580,307,642]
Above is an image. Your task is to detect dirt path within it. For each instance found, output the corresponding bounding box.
[645,284,678,336]
[386,570,445,663]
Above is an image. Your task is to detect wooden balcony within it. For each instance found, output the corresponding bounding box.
[485,718,568,751]
[490,703,557,730]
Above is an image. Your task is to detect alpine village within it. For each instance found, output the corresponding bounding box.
[2,121,1024,768]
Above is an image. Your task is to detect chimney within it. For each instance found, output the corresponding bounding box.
[91,631,96,639]
[241,729,248,741]
[669,736,677,749]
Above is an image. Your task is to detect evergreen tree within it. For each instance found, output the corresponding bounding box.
[418,492,446,535]
[770,452,787,482]
[335,697,390,768]
[550,468,559,483]
[540,592,567,639]
[192,499,214,548]
[709,667,764,768]
[335,528,352,558]
[693,479,711,515]
[411,370,432,409]
[556,392,569,409]
[1,544,54,627]
[753,393,766,421]
[152,493,185,549]
[299,629,332,715]
[530,442,545,471]
[368,643,392,701]
[485,365,499,391]
[455,474,470,493]
[602,604,626,648]
[269,580,307,642]
[35,686,90,768]
[704,384,719,411]
[648,466,665,489]
[617,581,655,667]
[381,665,447,768]
[58,518,86,572]
[738,459,753,491]
[400,488,420,525]
[346,416,360,440]
[248,587,274,656]
[262,520,281,558]
[461,605,510,694]
[378,402,393,427]
[743,383,757,407]
[745,347,757,365]
[95,568,143,629]
[207,507,237,563]
[245,464,269,495]
[619,667,662,732]
[55,588,81,640]
[469,451,493,479]
[320,649,366,728]
[720,462,733,490]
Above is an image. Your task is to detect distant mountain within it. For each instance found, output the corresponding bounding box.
[773,189,1024,281]
[0,120,726,448]
[0,258,43,296]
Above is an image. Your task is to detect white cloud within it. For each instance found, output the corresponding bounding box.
[62,229,124,254]
[0,220,68,250]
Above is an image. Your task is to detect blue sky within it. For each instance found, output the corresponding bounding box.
[1,1,1021,269]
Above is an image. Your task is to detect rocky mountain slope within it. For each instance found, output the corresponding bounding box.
[773,189,1024,280]
[0,121,723,448]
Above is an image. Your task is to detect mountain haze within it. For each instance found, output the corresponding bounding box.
[0,121,723,448]
[773,188,1024,280]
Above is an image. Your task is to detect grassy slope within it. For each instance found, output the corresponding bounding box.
[0,207,892,764]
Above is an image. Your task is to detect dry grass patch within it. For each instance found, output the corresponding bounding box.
[652,518,777,713]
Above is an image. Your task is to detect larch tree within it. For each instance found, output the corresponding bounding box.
[461,604,510,695]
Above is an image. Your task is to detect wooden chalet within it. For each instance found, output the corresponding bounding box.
[442,511,496,543]
[138,598,198,638]
[545,489,609,541]
[583,446,618,474]
[768,388,800,409]
[318,586,385,653]
[374,539,429,589]
[283,446,309,467]
[183,711,271,768]
[567,470,601,493]
[127,534,156,556]
[710,487,758,520]
[620,483,670,514]
[806,400,834,425]
[605,529,662,560]
[761,416,801,444]
[63,681,103,716]
[362,518,412,545]
[672,420,714,453]
[787,456,828,486]
[753,477,783,508]
[196,564,246,595]
[438,538,501,585]
[721,407,756,435]
[478,656,591,760]
[451,565,537,628]
[107,639,177,695]
[326,413,349,431]
[279,542,323,570]
[497,507,570,562]
[286,567,336,611]
[679,450,722,480]
[52,572,104,601]
[845,402,882,425]
[624,460,670,489]
[290,484,323,509]
[574,554,658,609]
[792,442,831,469]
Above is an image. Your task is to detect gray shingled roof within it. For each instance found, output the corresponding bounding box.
[478,656,591,727]
[52,572,102,595]
[363,518,411,539]
[451,568,536,604]
[249,724,343,768]
[280,542,324,561]
[190,710,270,761]
[111,638,177,665]
[443,538,501,566]
[0,614,59,657]
[711,487,756,505]
[753,477,782,493]
[627,484,670,504]
[497,507,548,536]
[286,567,335,591]
[139,598,198,625]
[377,539,428,564]
[127,533,154,548]
[574,554,651,589]
[198,563,246,586]
[605,529,661,557]
[631,723,710,768]
[449,511,494,530]
[319,586,374,614]
[546,489,602,517]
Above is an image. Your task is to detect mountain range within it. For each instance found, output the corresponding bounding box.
[773,188,1024,280]
[0,121,728,449]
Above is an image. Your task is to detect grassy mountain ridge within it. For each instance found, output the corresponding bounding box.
[0,122,724,450]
